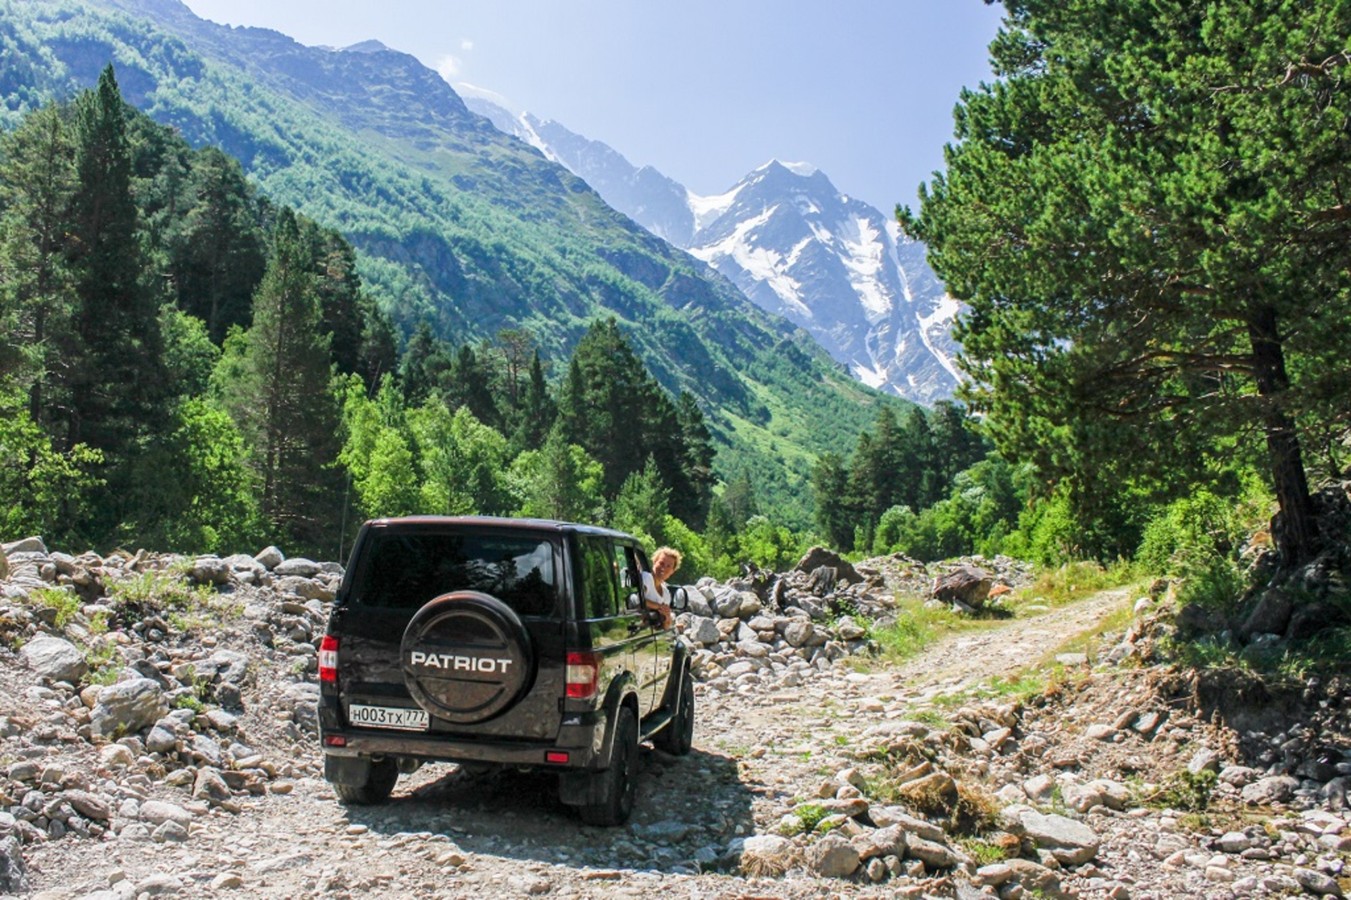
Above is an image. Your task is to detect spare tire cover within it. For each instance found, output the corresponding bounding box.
[401,591,534,724]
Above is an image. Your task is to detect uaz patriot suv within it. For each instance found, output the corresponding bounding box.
[317,516,694,825]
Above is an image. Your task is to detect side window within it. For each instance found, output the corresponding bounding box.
[622,546,645,610]
[579,537,618,619]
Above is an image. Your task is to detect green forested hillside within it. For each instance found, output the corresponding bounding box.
[0,0,899,524]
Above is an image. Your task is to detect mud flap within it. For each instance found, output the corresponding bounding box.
[557,770,602,805]
[324,753,371,785]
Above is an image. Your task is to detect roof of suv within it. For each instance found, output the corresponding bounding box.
[362,515,636,541]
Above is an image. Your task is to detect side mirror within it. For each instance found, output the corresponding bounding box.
[671,586,689,612]
[625,591,640,610]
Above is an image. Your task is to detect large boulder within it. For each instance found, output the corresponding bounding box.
[795,547,862,585]
[932,565,994,610]
[20,635,88,684]
[90,677,168,738]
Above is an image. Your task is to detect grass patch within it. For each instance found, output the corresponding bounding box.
[859,596,995,669]
[1140,768,1217,812]
[24,586,82,628]
[1011,560,1140,609]
[957,834,1017,865]
[108,571,215,616]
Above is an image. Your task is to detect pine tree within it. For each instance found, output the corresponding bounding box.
[170,146,266,341]
[672,390,715,528]
[443,342,499,428]
[399,321,450,407]
[510,350,556,454]
[62,66,171,539]
[225,207,342,553]
[0,103,75,418]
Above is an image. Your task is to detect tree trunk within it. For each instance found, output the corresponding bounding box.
[1248,306,1317,566]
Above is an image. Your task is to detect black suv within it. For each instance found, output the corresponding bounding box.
[317,516,694,825]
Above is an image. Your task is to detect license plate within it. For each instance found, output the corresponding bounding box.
[348,704,429,730]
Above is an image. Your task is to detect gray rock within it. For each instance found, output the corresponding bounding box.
[20,634,88,684]
[62,789,111,822]
[932,565,993,609]
[853,824,907,860]
[1006,858,1066,897]
[191,734,224,768]
[795,547,863,584]
[806,832,860,877]
[738,834,798,876]
[192,767,231,804]
[2,536,47,555]
[1218,764,1261,786]
[783,619,816,648]
[869,806,946,841]
[188,557,230,585]
[222,554,266,579]
[906,836,960,868]
[684,616,721,646]
[1240,588,1294,640]
[145,723,178,753]
[254,546,284,570]
[274,557,321,578]
[1294,867,1344,897]
[1187,748,1223,775]
[139,800,192,829]
[0,836,27,893]
[90,678,168,738]
[836,616,867,641]
[1240,775,1299,805]
[134,871,186,892]
[1018,810,1101,865]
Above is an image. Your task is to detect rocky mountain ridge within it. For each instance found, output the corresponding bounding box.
[466,97,962,404]
[2,535,1348,898]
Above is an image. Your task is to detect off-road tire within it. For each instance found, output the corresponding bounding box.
[578,706,638,826]
[653,668,694,756]
[333,756,399,805]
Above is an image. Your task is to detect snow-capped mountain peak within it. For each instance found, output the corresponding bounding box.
[461,94,960,403]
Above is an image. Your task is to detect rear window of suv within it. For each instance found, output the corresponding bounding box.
[347,530,560,616]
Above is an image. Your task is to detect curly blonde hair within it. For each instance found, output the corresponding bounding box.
[652,546,683,572]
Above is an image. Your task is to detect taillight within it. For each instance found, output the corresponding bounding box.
[319,635,339,683]
[565,651,600,700]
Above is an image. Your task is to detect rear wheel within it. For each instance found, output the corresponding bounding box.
[578,706,638,826]
[654,668,694,756]
[333,756,399,805]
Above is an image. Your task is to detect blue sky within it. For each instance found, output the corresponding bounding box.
[181,1,1005,214]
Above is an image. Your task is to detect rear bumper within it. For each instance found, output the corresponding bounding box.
[320,709,608,771]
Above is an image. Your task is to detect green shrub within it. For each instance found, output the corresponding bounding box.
[26,587,82,628]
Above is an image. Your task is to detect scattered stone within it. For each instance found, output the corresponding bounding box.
[806,832,860,877]
[19,634,88,684]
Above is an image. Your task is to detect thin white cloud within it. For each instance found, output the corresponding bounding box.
[436,55,461,80]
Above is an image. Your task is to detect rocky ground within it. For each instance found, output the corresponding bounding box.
[0,537,1348,899]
